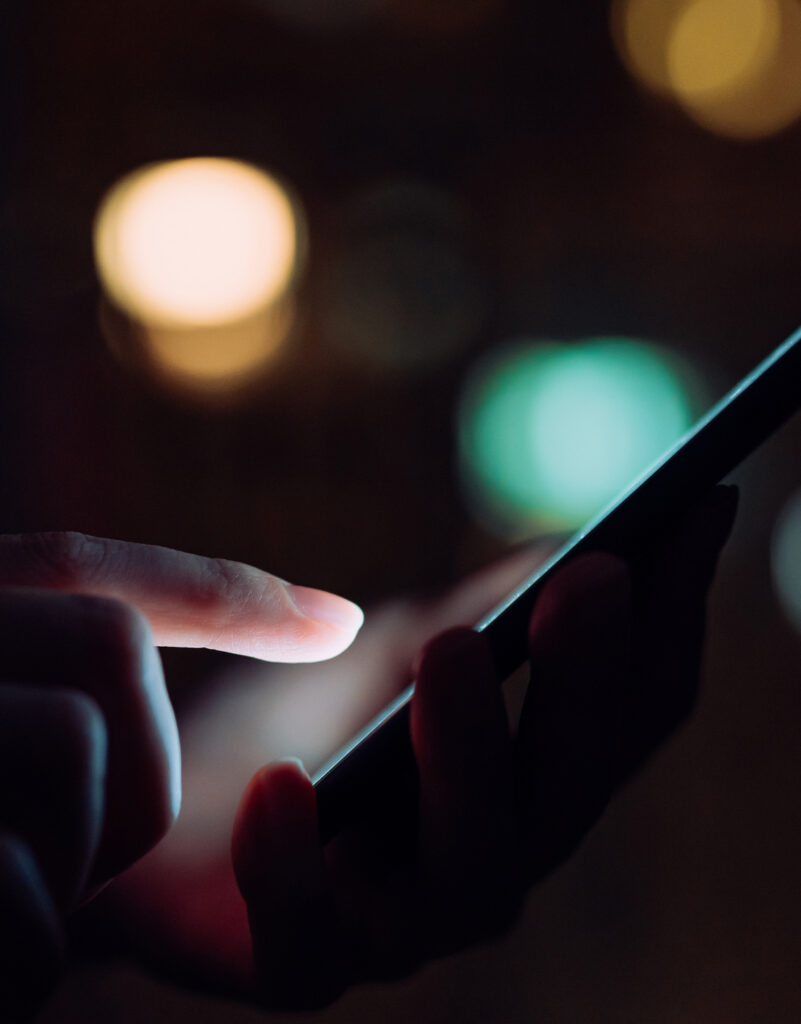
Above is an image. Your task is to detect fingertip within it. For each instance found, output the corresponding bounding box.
[411,628,496,743]
[232,760,334,1007]
[244,588,365,663]
[233,762,344,1008]
[283,586,364,662]
[412,628,516,921]
[411,625,509,795]
[232,760,318,899]
[414,626,490,684]
[256,758,315,819]
[234,759,314,837]
[285,622,363,663]
[530,552,631,650]
[286,587,364,636]
[524,552,633,732]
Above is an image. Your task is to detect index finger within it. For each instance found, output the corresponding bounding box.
[0,533,364,663]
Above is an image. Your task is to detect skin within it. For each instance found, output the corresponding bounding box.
[0,486,738,1017]
[228,486,738,1007]
[0,531,363,1019]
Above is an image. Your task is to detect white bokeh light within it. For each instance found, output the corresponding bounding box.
[94,158,299,328]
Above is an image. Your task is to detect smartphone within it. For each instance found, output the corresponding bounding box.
[313,324,801,843]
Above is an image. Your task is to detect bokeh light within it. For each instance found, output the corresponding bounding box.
[458,338,696,537]
[668,0,801,138]
[771,489,801,632]
[144,301,294,386]
[95,158,299,327]
[611,0,687,94]
[668,0,779,99]
[94,158,303,392]
[612,0,801,139]
[98,294,297,395]
[320,181,490,371]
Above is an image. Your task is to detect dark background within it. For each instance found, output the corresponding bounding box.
[2,0,801,1020]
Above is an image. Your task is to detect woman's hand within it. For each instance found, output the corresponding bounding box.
[0,532,363,1019]
[101,486,737,1010]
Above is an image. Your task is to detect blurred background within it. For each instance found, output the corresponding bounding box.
[3,0,801,1020]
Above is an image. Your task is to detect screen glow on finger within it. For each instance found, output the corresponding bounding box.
[458,338,696,537]
[771,489,801,632]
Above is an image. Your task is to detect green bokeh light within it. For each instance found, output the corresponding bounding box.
[458,337,696,536]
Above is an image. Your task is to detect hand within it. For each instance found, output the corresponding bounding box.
[0,532,363,1019]
[99,486,738,1009]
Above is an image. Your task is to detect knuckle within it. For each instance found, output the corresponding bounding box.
[22,531,106,589]
[203,557,249,610]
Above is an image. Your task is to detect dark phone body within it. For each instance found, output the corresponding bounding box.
[314,325,801,843]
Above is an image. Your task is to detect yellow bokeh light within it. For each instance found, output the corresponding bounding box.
[94,158,303,394]
[611,0,690,95]
[99,295,296,395]
[670,0,801,138]
[668,0,779,98]
[141,299,295,385]
[612,0,801,138]
[94,158,299,328]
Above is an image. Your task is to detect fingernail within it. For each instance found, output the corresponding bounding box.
[285,585,365,634]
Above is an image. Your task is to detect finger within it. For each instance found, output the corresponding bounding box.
[0,532,364,662]
[0,589,179,883]
[411,628,519,948]
[0,834,63,1022]
[0,686,106,911]
[232,760,344,1009]
[517,553,633,881]
[618,483,739,778]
